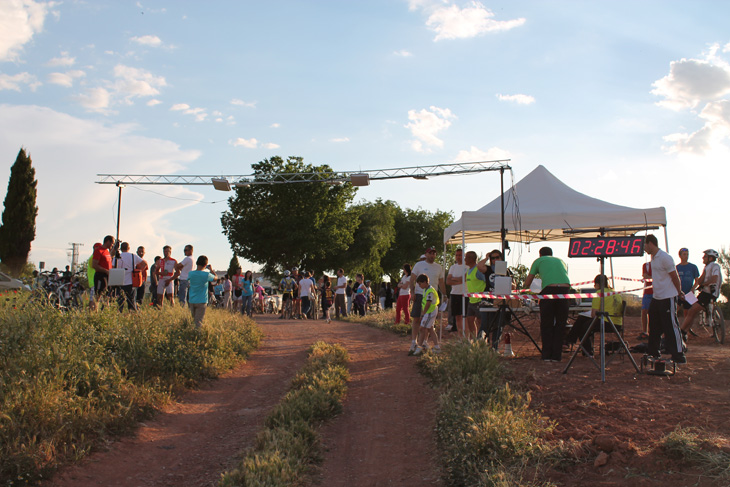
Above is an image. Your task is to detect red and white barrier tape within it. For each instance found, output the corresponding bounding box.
[467,285,650,300]
[512,276,652,293]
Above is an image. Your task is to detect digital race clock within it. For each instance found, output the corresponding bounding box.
[568,236,645,258]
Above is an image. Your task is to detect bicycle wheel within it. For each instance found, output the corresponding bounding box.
[48,292,62,310]
[711,305,725,344]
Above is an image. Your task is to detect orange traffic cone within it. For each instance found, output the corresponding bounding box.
[503,332,515,357]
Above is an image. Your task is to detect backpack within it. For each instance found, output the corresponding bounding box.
[131,254,144,288]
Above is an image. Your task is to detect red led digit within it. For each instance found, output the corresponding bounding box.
[606,239,617,254]
[594,239,605,255]
[631,238,642,254]
[581,240,592,255]
[619,239,630,254]
[570,239,581,256]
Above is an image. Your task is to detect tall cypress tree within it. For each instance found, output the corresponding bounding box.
[0,148,38,276]
[227,255,242,278]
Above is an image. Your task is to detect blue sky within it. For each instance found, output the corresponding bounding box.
[1,0,729,285]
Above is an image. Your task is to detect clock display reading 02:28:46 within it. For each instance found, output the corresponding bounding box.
[568,236,645,258]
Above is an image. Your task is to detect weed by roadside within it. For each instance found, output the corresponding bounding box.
[219,341,349,487]
[340,309,411,336]
[0,304,261,485]
[417,340,566,486]
[659,426,730,479]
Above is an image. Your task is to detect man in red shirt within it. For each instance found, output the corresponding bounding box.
[92,235,115,299]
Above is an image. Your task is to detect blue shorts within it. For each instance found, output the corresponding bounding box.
[641,294,652,310]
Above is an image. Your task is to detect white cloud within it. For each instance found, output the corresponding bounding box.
[146,98,162,106]
[404,105,456,153]
[231,98,256,108]
[654,44,730,155]
[270,122,280,128]
[330,137,350,143]
[262,142,280,149]
[130,35,163,47]
[663,100,730,154]
[452,145,511,162]
[47,69,85,87]
[0,104,201,267]
[73,87,111,112]
[170,103,207,121]
[423,2,526,41]
[46,52,75,67]
[651,58,730,110]
[231,137,258,148]
[0,0,53,61]
[496,93,535,105]
[112,64,166,101]
[0,72,41,91]
[393,49,412,57]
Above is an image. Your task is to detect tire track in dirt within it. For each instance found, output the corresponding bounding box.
[49,315,443,487]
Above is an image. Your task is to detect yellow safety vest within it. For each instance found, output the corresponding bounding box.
[422,286,439,314]
[466,266,486,303]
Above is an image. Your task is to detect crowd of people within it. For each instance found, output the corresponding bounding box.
[79,233,724,365]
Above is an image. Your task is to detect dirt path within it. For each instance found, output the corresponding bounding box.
[49,315,441,487]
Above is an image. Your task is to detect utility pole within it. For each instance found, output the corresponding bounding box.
[68,242,84,272]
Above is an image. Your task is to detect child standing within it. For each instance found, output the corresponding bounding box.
[414,274,441,355]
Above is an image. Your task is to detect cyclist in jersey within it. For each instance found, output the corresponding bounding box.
[156,245,180,308]
[681,249,723,335]
[279,270,298,319]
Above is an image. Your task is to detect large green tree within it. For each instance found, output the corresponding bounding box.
[381,207,454,282]
[339,199,397,280]
[0,148,38,276]
[221,156,358,276]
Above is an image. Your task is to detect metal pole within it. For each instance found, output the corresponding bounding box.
[115,182,124,244]
[500,167,506,255]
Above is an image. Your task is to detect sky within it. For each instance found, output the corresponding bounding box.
[1,0,729,288]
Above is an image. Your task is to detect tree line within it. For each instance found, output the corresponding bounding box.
[220,156,453,282]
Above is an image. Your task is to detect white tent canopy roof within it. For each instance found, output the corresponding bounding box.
[444,165,667,245]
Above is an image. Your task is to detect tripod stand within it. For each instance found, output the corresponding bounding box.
[562,257,640,382]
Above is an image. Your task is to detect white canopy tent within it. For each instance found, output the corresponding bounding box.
[444,165,667,246]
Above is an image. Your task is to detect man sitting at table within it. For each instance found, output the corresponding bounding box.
[565,274,623,356]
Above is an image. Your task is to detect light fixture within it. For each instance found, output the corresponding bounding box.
[212,178,232,191]
[350,173,370,186]
[412,175,428,180]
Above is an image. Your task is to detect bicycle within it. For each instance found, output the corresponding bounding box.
[694,298,725,344]
[281,293,293,319]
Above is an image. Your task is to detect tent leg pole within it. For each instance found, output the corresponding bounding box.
[663,225,669,252]
[462,222,466,339]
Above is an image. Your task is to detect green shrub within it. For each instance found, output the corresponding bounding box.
[341,308,412,336]
[0,304,261,484]
[418,340,562,486]
[219,341,349,487]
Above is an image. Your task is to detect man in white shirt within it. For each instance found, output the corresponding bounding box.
[409,247,446,354]
[334,268,347,319]
[445,248,465,334]
[644,234,686,364]
[116,241,138,312]
[298,271,316,319]
[176,244,194,306]
[681,249,723,335]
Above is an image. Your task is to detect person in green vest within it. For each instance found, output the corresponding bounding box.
[413,274,442,356]
[464,250,489,340]
[87,242,101,310]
